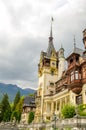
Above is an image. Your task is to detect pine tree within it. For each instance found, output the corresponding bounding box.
[12,91,20,111]
[0,94,11,122]
[11,95,24,122]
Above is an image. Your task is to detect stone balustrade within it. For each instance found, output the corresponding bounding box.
[0,117,86,130]
[18,116,86,130]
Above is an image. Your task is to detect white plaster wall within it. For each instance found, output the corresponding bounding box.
[38,75,44,88]
[69,91,76,105]
[58,57,65,80]
[82,84,86,104]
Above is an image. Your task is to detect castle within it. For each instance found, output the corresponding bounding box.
[34,21,86,122]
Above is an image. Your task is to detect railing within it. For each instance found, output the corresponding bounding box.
[18,116,86,130]
[1,118,86,129]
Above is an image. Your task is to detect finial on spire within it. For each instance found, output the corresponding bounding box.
[74,35,76,48]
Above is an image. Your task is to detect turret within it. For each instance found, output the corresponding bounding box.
[66,40,83,94]
[58,46,64,58]
[58,46,65,79]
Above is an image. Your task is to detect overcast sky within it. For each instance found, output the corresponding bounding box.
[0,0,86,89]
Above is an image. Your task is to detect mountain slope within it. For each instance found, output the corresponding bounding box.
[0,83,35,102]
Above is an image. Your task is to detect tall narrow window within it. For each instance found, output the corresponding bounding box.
[75,71,78,79]
[71,71,74,81]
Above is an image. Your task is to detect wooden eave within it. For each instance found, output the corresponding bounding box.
[66,53,80,60]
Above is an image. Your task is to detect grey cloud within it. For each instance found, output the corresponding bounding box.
[2,0,33,30]
[0,35,46,84]
[0,0,86,89]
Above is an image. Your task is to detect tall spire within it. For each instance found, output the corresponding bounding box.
[49,17,53,42]
[47,17,55,57]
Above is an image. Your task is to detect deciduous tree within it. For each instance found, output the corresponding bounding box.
[61,104,75,118]
[28,111,34,123]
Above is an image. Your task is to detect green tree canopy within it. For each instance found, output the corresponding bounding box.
[11,110,19,122]
[11,96,24,122]
[12,91,20,111]
[28,93,34,97]
[78,104,86,116]
[0,93,11,122]
[28,111,34,123]
[61,104,75,118]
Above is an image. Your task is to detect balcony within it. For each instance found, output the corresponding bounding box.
[70,79,82,94]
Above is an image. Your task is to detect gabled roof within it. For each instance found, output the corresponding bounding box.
[67,46,83,60]
[72,47,83,56]
[23,96,35,107]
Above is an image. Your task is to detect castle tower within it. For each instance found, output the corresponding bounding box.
[58,45,65,79]
[38,18,58,95]
[35,18,58,122]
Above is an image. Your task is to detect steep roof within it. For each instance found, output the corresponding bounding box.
[46,40,55,57]
[72,47,83,56]
[46,18,56,58]
[67,46,83,60]
[23,96,35,107]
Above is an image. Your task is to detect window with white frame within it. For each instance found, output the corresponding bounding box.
[71,71,74,81]
[75,71,78,79]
